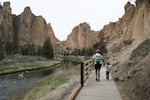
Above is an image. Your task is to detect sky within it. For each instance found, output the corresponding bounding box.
[1,0,135,41]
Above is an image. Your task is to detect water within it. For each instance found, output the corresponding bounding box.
[0,60,80,100]
[0,66,57,100]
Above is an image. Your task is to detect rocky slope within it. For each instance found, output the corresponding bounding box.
[111,39,150,100]
[0,2,59,47]
[104,1,150,100]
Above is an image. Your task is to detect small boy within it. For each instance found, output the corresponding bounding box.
[106,62,111,80]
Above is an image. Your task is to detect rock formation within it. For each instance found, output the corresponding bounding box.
[99,1,150,55]
[111,39,150,100]
[0,2,14,42]
[54,22,100,55]
[65,22,99,49]
[0,1,59,47]
[55,1,150,57]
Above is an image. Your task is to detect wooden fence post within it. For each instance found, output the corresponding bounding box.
[81,62,84,87]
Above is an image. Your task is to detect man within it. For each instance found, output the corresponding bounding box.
[92,49,104,81]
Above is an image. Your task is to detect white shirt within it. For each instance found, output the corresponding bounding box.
[92,53,103,64]
[106,65,111,72]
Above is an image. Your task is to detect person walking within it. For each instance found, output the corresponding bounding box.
[92,49,104,81]
[106,62,111,80]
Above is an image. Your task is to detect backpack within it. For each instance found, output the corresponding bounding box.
[95,55,101,64]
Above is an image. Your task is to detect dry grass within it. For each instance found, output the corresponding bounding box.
[12,64,80,100]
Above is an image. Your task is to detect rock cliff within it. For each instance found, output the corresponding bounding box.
[0,2,59,47]
[102,1,150,52]
[54,22,100,55]
[61,1,150,53]
[65,22,99,49]
[56,1,150,56]
[0,2,14,42]
[101,2,136,40]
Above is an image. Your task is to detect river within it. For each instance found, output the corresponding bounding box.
[0,60,79,100]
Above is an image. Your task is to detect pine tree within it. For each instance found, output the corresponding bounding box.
[28,44,36,56]
[5,41,13,55]
[37,46,42,56]
[21,44,36,56]
[42,37,54,59]
[0,39,4,60]
[21,44,28,55]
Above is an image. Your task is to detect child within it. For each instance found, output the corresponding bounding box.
[106,62,111,80]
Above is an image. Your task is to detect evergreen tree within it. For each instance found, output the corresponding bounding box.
[21,44,36,56]
[37,46,42,56]
[72,48,80,56]
[0,39,4,60]
[21,44,28,55]
[12,32,19,54]
[81,48,86,56]
[28,44,36,56]
[87,47,94,56]
[42,37,54,59]
[5,41,13,55]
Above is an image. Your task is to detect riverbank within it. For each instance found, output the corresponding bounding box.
[62,55,90,62]
[0,55,59,75]
[0,55,88,100]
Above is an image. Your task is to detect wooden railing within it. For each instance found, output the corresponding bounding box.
[80,59,94,86]
[69,59,94,100]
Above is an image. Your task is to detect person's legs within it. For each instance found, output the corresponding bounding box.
[107,71,110,80]
[95,69,97,80]
[97,69,100,81]
[97,64,101,81]
[95,64,98,81]
[106,71,109,80]
[106,71,108,79]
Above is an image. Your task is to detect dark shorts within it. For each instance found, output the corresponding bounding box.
[106,71,110,76]
[95,63,101,70]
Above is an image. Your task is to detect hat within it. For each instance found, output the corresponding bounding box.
[96,49,100,52]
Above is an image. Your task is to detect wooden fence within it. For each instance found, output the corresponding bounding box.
[69,59,94,100]
[80,59,94,86]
